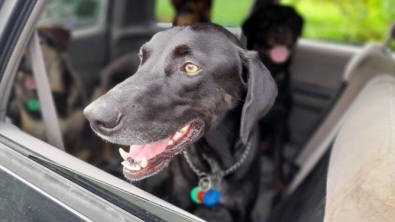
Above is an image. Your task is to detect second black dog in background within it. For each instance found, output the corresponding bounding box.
[242,3,304,191]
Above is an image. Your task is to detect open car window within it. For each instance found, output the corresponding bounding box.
[155,0,254,27]
[282,0,395,50]
[1,0,394,221]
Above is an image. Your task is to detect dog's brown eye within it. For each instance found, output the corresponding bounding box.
[183,63,200,74]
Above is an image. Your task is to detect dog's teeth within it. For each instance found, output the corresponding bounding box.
[121,161,130,166]
[119,148,129,161]
[134,164,141,171]
[180,124,190,133]
[123,164,133,171]
[173,132,183,140]
[140,158,148,168]
[168,140,174,145]
[123,163,141,171]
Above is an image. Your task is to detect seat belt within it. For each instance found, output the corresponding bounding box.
[29,31,65,151]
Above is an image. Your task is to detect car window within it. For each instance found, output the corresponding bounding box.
[39,0,106,30]
[282,0,395,50]
[155,0,254,27]
[0,0,18,37]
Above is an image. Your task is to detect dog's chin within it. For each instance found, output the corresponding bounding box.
[103,120,204,182]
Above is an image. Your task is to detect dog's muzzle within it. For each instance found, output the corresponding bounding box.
[84,99,122,134]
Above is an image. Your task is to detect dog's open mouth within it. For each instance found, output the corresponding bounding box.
[268,45,290,64]
[118,121,203,181]
[24,73,37,90]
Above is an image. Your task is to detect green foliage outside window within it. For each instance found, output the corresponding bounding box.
[283,0,395,49]
[156,0,395,49]
[155,0,254,27]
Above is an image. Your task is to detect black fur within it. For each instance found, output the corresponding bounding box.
[242,4,304,190]
[84,23,277,222]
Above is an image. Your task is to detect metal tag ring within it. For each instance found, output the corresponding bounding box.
[199,177,212,191]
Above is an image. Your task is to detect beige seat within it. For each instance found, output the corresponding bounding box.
[324,74,395,221]
[288,42,395,194]
[324,35,395,221]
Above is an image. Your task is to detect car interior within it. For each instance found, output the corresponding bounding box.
[0,0,394,221]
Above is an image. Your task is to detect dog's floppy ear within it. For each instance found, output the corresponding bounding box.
[239,51,277,144]
[37,25,71,51]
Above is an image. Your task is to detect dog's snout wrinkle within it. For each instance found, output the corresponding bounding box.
[84,99,122,135]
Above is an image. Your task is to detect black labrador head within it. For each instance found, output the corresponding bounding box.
[84,23,277,181]
[242,4,304,64]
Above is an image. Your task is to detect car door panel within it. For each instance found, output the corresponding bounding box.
[288,40,360,147]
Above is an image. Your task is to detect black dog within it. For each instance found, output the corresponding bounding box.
[242,4,303,191]
[84,23,277,222]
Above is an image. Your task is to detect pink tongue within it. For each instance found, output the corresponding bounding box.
[24,75,37,90]
[269,45,289,64]
[129,137,171,161]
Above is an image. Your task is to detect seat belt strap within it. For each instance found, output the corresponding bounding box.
[29,31,65,151]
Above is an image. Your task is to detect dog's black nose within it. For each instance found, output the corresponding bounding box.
[84,99,122,134]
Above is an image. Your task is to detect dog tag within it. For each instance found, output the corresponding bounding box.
[197,190,205,203]
[191,187,202,204]
[191,176,222,205]
[203,189,220,206]
[27,99,40,111]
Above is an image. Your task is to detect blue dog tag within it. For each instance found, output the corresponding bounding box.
[203,189,220,206]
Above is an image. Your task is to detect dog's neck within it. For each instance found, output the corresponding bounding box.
[191,105,244,172]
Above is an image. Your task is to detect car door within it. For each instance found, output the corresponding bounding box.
[0,1,204,221]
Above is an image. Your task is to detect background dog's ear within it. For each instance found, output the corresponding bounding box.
[171,0,183,10]
[37,25,71,51]
[294,12,304,38]
[240,51,277,144]
[286,7,304,38]
[241,15,256,50]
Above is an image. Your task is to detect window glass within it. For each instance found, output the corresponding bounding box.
[282,0,395,50]
[155,0,254,27]
[39,0,106,30]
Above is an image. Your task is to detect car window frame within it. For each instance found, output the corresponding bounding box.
[0,0,41,121]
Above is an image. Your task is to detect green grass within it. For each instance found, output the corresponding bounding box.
[156,0,395,50]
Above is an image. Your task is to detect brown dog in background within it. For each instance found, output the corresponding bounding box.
[171,0,213,25]
[8,25,90,160]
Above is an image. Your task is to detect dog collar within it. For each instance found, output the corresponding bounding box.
[183,133,253,206]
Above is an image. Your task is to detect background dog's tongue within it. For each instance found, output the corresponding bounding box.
[269,45,289,64]
[129,138,171,161]
[24,75,37,90]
